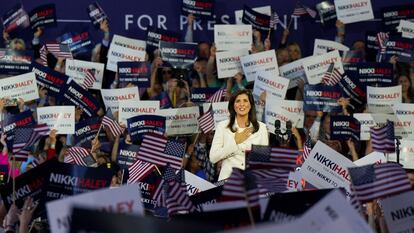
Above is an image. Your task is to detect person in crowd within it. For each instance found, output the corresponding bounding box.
[210,89,269,180]
[398,74,413,103]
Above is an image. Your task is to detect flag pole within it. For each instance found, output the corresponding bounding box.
[12,154,16,204]
[244,191,255,227]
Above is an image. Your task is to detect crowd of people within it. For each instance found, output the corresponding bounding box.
[0,4,413,233]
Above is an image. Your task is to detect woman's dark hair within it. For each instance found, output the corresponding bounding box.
[227,89,259,133]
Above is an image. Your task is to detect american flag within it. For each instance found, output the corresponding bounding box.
[348,163,412,203]
[127,159,156,183]
[248,145,298,170]
[102,109,124,137]
[302,137,312,161]
[251,168,290,193]
[198,107,215,133]
[293,3,317,18]
[138,133,185,170]
[269,12,280,29]
[207,88,226,103]
[12,124,50,160]
[222,169,261,207]
[0,49,7,59]
[39,45,47,66]
[370,120,395,153]
[376,32,389,62]
[46,43,73,59]
[64,147,95,166]
[321,63,343,86]
[81,69,96,90]
[165,169,195,215]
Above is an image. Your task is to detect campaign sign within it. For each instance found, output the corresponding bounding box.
[37,106,75,135]
[301,141,355,197]
[316,1,337,26]
[111,34,147,52]
[270,98,304,128]
[43,162,113,203]
[190,88,219,103]
[119,100,159,125]
[334,0,374,24]
[214,24,252,51]
[365,31,380,60]
[313,39,349,56]
[338,74,366,109]
[381,5,414,31]
[235,6,271,25]
[354,152,386,166]
[382,35,414,63]
[211,101,229,129]
[117,142,140,169]
[303,50,343,85]
[241,50,279,82]
[216,49,249,79]
[74,117,101,147]
[146,27,180,51]
[242,5,271,31]
[330,115,360,141]
[400,139,414,169]
[87,2,108,27]
[253,72,289,100]
[47,184,143,233]
[32,62,69,96]
[356,62,394,87]
[393,103,414,139]
[354,113,396,140]
[101,87,140,113]
[160,41,198,69]
[61,80,100,117]
[3,110,35,136]
[397,20,414,39]
[265,101,299,134]
[2,4,29,33]
[304,84,342,113]
[151,91,172,109]
[106,43,146,72]
[181,0,215,18]
[367,85,402,114]
[158,106,199,135]
[0,72,39,102]
[127,115,165,141]
[138,169,162,211]
[0,49,33,75]
[279,57,307,89]
[58,32,92,56]
[65,59,104,90]
[381,191,414,233]
[29,4,56,29]
[0,159,56,218]
[184,171,216,196]
[118,62,151,87]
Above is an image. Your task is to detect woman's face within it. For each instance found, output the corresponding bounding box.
[399,75,411,92]
[233,93,251,117]
[288,45,301,61]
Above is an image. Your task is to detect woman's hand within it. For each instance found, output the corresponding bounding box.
[234,128,253,144]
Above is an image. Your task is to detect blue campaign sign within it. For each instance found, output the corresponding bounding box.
[330,115,360,141]
[0,50,33,75]
[31,62,69,96]
[118,61,151,87]
[60,80,100,117]
[304,84,343,113]
[127,115,166,141]
[160,41,198,69]
[117,142,140,169]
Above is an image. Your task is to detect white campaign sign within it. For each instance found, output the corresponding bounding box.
[301,141,355,196]
[334,0,374,24]
[101,87,140,113]
[354,152,386,166]
[397,20,414,39]
[393,103,414,139]
[37,106,75,134]
[279,57,308,89]
[106,43,146,72]
[265,97,299,134]
[313,39,350,55]
[111,34,146,51]
[46,184,144,233]
[65,59,105,90]
[381,191,414,233]
[399,139,414,169]
[287,170,302,192]
[216,49,249,79]
[367,85,402,114]
[214,24,252,51]
[240,50,279,82]
[303,50,344,85]
[157,106,199,135]
[354,113,397,140]
[212,102,229,129]
[0,72,39,102]
[253,71,289,100]
[270,98,304,128]
[119,100,159,125]
[234,6,271,25]
[184,171,216,196]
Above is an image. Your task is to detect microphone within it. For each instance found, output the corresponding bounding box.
[274,119,281,136]
[274,120,292,145]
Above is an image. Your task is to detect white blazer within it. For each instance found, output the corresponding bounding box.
[209,119,269,181]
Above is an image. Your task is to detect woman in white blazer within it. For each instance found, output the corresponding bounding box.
[210,89,269,181]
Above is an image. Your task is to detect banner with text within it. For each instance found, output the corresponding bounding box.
[127,115,165,141]
[330,115,360,141]
[160,41,198,69]
[303,50,343,84]
[214,24,252,51]
[37,106,75,134]
[0,49,33,75]
[0,72,39,102]
[118,62,151,87]
[334,0,374,24]
[60,80,100,117]
[101,87,140,113]
[216,49,249,78]
[241,50,279,82]
[304,84,342,112]
[367,85,402,114]
[32,62,69,96]
[158,106,199,135]
[29,4,56,29]
[65,59,104,90]
[181,0,215,18]
[119,100,159,125]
